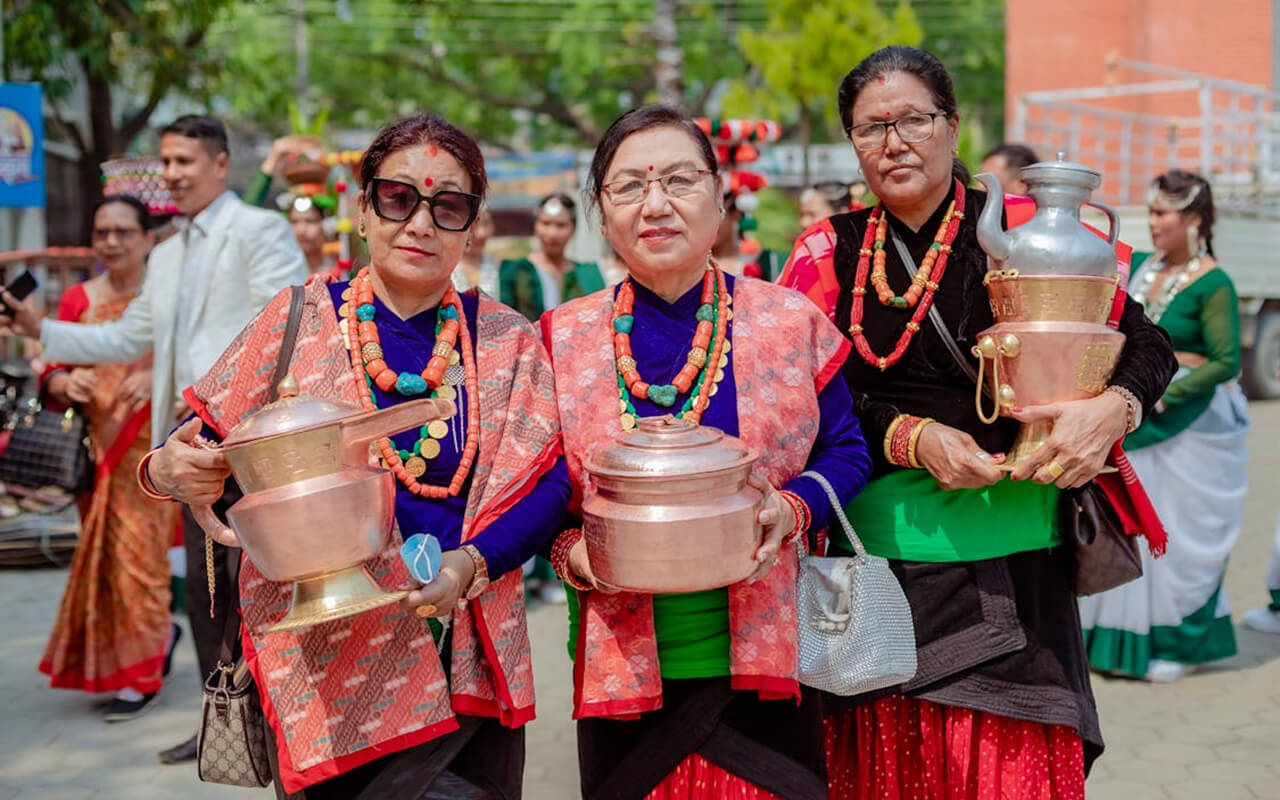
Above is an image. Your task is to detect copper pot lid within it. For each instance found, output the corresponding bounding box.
[221,374,368,448]
[586,415,756,479]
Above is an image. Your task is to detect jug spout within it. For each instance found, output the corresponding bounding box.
[339,397,457,462]
[974,173,1013,265]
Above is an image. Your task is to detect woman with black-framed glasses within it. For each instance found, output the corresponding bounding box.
[140,114,571,797]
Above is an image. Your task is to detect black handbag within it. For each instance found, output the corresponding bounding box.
[889,229,1141,597]
[0,406,93,493]
[1061,482,1143,596]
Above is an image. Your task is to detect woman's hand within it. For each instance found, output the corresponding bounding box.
[915,422,1005,490]
[118,370,152,414]
[567,536,619,593]
[149,417,231,505]
[1009,391,1128,488]
[746,477,797,584]
[48,368,97,405]
[402,549,475,617]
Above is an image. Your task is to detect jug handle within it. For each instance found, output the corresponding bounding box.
[192,504,241,548]
[1086,201,1120,245]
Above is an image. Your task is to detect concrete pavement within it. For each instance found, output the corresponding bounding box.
[1,401,1277,799]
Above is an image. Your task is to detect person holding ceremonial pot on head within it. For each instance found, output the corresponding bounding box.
[140,113,571,797]
[540,104,873,800]
[780,46,1177,798]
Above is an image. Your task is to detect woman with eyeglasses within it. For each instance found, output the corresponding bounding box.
[779,46,1176,799]
[139,114,570,797]
[39,194,183,724]
[542,104,872,800]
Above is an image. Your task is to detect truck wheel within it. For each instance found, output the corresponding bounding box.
[1242,311,1280,399]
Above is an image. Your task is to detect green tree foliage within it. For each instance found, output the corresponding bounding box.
[915,0,1005,161]
[4,0,234,234]
[722,0,922,181]
[210,0,765,147]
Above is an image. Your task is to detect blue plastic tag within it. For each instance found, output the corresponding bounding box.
[400,533,443,585]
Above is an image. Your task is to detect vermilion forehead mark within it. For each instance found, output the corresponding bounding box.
[648,165,654,171]
[426,144,438,157]
[424,177,434,188]
[876,74,886,84]
[882,112,893,119]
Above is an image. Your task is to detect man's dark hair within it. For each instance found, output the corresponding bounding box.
[160,115,230,158]
[983,143,1039,171]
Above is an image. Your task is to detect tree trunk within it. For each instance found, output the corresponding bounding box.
[79,64,119,241]
[653,0,684,108]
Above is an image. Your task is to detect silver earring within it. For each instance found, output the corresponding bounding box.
[1187,224,1201,256]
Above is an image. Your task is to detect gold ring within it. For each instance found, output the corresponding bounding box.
[415,604,438,618]
[1045,460,1065,480]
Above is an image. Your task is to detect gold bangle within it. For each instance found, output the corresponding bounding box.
[907,418,935,469]
[883,415,907,465]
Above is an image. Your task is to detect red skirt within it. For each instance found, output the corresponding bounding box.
[645,753,782,800]
[824,695,1085,800]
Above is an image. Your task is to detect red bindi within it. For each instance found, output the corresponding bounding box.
[424,177,434,188]
[426,144,438,157]
[648,165,654,171]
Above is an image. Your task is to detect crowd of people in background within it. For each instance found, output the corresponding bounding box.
[2,40,1272,800]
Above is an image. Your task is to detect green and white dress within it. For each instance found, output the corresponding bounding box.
[1079,260,1250,677]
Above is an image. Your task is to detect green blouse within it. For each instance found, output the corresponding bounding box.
[1125,267,1241,450]
[499,257,605,321]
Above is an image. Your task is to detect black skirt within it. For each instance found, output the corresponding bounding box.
[272,714,524,800]
[577,677,828,800]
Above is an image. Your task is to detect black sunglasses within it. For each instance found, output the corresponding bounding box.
[368,178,481,231]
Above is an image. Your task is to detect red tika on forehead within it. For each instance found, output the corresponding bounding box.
[424,177,434,188]
[426,144,439,157]
[876,74,887,84]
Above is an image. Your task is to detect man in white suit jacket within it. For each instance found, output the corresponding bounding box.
[6,115,307,760]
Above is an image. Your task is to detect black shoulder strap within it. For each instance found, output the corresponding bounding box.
[267,285,306,402]
[216,284,306,667]
[887,229,982,386]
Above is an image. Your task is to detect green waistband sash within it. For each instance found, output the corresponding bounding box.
[836,470,1061,563]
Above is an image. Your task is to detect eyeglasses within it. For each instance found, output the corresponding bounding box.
[602,169,714,206]
[849,111,949,152]
[91,227,142,242]
[368,178,481,231]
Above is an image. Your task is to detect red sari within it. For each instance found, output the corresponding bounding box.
[38,281,180,694]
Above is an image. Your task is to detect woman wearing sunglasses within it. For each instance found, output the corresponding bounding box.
[541,104,872,800]
[140,114,570,797]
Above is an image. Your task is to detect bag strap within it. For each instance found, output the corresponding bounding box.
[888,229,982,386]
[799,470,867,558]
[213,284,306,670]
[268,285,306,402]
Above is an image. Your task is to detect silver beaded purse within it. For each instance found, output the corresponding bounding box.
[795,471,917,696]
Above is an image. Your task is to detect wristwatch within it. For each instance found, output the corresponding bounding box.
[459,544,490,600]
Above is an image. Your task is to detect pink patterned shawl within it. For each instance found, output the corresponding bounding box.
[185,278,561,792]
[544,277,850,720]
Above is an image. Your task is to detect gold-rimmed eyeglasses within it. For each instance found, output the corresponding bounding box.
[602,169,714,205]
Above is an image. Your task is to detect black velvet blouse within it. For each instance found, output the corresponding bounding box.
[829,182,1178,477]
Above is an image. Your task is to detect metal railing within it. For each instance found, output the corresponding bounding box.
[1013,58,1280,217]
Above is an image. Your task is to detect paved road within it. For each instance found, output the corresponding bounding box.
[1,401,1277,799]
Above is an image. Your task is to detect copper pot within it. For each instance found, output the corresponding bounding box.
[582,416,762,594]
[191,376,455,632]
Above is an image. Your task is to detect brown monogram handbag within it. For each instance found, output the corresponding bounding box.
[195,285,305,788]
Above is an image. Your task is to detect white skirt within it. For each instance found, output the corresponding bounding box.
[1078,380,1250,675]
